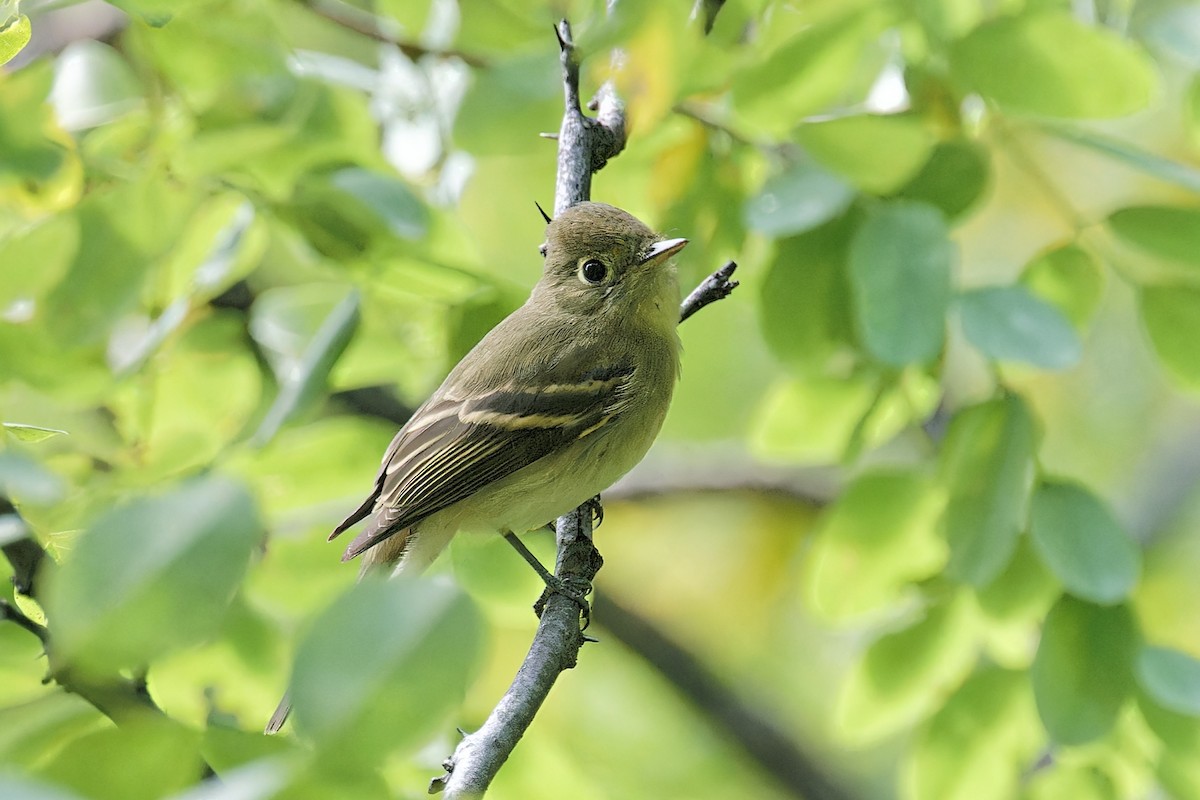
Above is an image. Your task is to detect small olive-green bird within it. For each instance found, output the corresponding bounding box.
[266,201,686,733]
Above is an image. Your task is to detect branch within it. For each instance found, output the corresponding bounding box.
[435,17,739,796]
[295,0,486,67]
[593,591,855,800]
[680,260,739,323]
[0,497,217,777]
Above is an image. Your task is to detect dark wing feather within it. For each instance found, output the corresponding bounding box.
[339,365,634,560]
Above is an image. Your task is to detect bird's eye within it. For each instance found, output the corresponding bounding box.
[579,258,608,285]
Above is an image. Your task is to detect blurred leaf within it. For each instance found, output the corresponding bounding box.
[201,726,297,775]
[1020,244,1104,329]
[50,41,143,131]
[805,470,947,621]
[0,61,67,182]
[290,576,484,769]
[0,450,66,504]
[36,717,201,800]
[849,201,954,366]
[939,395,1036,586]
[836,592,978,745]
[742,162,855,238]
[0,775,85,800]
[43,476,262,674]
[251,286,361,446]
[0,13,30,67]
[903,667,1040,800]
[974,534,1060,625]
[1137,646,1200,717]
[1108,206,1200,273]
[454,50,560,155]
[958,285,1082,369]
[731,7,888,136]
[1134,1,1200,68]
[161,193,265,303]
[42,177,194,344]
[1189,76,1200,152]
[795,114,935,194]
[1039,122,1200,194]
[1029,481,1140,605]
[750,374,879,464]
[0,693,98,770]
[950,12,1156,118]
[758,213,857,369]
[894,140,990,221]
[110,314,263,473]
[1032,596,1138,745]
[1024,765,1118,799]
[0,214,80,310]
[291,168,428,259]
[168,760,289,800]
[2,423,67,443]
[1140,285,1200,390]
[327,167,428,241]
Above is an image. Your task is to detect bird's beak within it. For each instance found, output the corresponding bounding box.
[639,237,688,266]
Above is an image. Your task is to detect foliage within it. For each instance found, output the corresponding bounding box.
[2,0,1200,798]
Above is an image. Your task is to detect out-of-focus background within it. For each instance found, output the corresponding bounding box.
[3,0,1200,798]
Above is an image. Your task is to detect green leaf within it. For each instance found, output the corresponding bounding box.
[0,61,67,183]
[1134,2,1200,69]
[805,470,947,621]
[0,451,66,505]
[1029,482,1140,605]
[1020,244,1104,329]
[1137,646,1200,717]
[1140,285,1200,390]
[0,13,30,66]
[34,717,201,800]
[958,285,1082,369]
[950,11,1156,118]
[732,8,887,136]
[1039,122,1200,194]
[758,213,856,369]
[904,667,1040,800]
[750,374,880,464]
[2,423,67,443]
[835,593,978,745]
[0,775,85,800]
[50,41,143,130]
[1032,596,1138,745]
[894,139,989,221]
[939,395,1036,586]
[327,167,428,241]
[1108,206,1200,272]
[290,576,484,769]
[250,286,361,446]
[742,162,855,238]
[453,50,561,155]
[849,201,954,366]
[795,114,935,195]
[43,476,262,674]
[0,214,80,310]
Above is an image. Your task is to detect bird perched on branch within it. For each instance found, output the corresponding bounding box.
[267,201,687,733]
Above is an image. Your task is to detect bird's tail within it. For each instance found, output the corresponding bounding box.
[264,692,291,734]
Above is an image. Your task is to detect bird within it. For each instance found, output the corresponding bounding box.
[265,201,687,733]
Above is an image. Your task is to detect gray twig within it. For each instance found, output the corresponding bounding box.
[680,260,739,323]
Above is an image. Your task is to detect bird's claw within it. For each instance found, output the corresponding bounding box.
[533,574,592,630]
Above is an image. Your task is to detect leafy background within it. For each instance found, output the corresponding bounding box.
[3,0,1200,798]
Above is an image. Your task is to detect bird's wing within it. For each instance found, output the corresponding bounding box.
[336,364,635,560]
